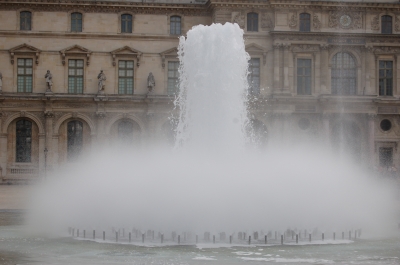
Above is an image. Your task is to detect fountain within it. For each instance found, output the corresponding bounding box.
[2,23,399,264]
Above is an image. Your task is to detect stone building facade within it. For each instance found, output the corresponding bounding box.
[0,0,400,183]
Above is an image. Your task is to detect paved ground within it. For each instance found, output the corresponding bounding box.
[0,185,32,226]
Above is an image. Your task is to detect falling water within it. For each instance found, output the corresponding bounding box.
[174,23,250,152]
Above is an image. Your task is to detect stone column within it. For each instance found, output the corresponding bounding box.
[0,113,6,178]
[364,46,374,95]
[44,111,54,174]
[273,43,282,93]
[283,43,291,93]
[368,114,376,165]
[96,112,106,147]
[314,51,321,94]
[319,44,329,94]
[322,113,331,148]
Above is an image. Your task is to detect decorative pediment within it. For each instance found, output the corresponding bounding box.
[245,43,267,65]
[110,46,142,67]
[9,43,41,65]
[291,44,320,53]
[60,45,92,66]
[159,47,178,68]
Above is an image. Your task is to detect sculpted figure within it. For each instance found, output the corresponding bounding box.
[0,71,2,92]
[44,70,53,92]
[98,70,106,92]
[147,72,155,94]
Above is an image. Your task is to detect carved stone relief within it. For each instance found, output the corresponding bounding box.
[373,46,400,54]
[328,11,362,29]
[261,13,273,30]
[371,15,379,31]
[289,14,297,29]
[292,44,319,53]
[395,16,400,32]
[313,14,321,30]
[232,12,245,29]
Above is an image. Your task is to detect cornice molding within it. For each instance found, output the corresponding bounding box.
[0,1,211,16]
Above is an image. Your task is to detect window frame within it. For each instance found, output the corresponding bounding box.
[381,15,392,34]
[299,13,311,32]
[67,59,84,94]
[121,13,133,33]
[167,61,180,95]
[296,58,312,95]
[379,60,393,96]
[247,12,259,32]
[19,11,32,31]
[67,120,84,162]
[330,52,357,95]
[118,60,134,95]
[16,58,33,93]
[248,57,261,96]
[70,12,83,32]
[15,119,32,163]
[169,15,182,35]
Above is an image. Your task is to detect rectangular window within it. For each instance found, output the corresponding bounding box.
[71,12,82,32]
[167,61,180,95]
[121,14,132,33]
[379,147,393,168]
[118,60,134,94]
[20,11,31,31]
[297,59,312,95]
[170,16,181,35]
[379,60,393,96]
[248,58,260,95]
[68,59,84,94]
[17,58,33,93]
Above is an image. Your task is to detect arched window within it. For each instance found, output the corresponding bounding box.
[247,12,258,32]
[170,16,181,35]
[20,11,31,31]
[71,12,82,32]
[118,120,133,144]
[16,119,32,162]
[299,13,311,32]
[67,120,83,161]
[331,52,357,95]
[121,14,132,33]
[381,15,392,34]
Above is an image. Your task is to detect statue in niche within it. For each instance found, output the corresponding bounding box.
[147,72,155,94]
[44,70,53,92]
[97,70,106,93]
[0,71,2,92]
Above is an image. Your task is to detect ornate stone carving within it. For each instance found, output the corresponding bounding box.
[96,112,106,119]
[292,45,319,53]
[9,43,41,65]
[110,46,142,67]
[373,46,400,54]
[371,15,379,31]
[261,13,273,30]
[60,45,91,66]
[289,14,297,29]
[320,44,330,50]
[44,70,53,93]
[97,70,106,94]
[147,72,155,95]
[313,14,321,30]
[328,11,362,29]
[44,111,54,118]
[395,16,400,32]
[232,13,245,29]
